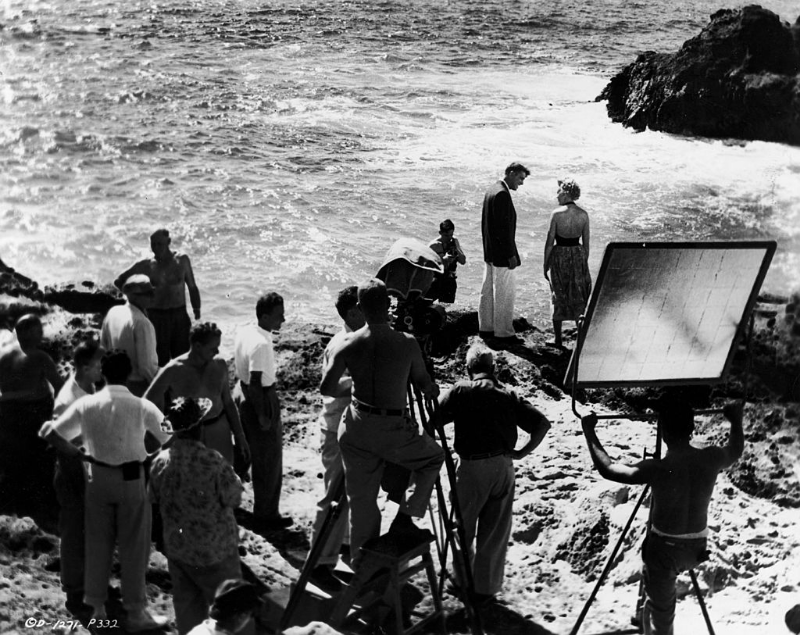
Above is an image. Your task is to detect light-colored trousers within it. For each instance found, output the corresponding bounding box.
[338,407,444,565]
[478,263,516,338]
[84,464,150,612]
[309,429,350,567]
[453,455,515,596]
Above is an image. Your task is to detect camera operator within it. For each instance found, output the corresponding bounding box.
[581,399,745,635]
[320,278,444,568]
[428,219,466,304]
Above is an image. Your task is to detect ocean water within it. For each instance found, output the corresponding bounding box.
[2,0,799,349]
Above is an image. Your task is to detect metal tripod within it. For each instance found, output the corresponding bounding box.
[565,313,756,635]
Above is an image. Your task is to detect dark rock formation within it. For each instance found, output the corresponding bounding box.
[597,6,800,145]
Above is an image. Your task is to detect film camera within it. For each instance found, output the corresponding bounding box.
[376,238,447,338]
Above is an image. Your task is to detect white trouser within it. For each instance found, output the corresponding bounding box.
[478,263,516,338]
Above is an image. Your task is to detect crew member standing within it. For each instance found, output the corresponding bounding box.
[233,292,292,531]
[115,228,201,366]
[308,286,364,587]
[479,162,530,345]
[438,343,550,604]
[581,398,745,635]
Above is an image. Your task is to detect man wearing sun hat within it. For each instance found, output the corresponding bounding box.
[149,397,247,635]
[100,274,159,396]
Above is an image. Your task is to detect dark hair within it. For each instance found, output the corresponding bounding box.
[101,350,132,384]
[14,314,42,335]
[256,292,284,320]
[73,338,102,368]
[439,219,455,233]
[505,162,530,176]
[357,279,388,316]
[190,322,222,345]
[658,400,695,440]
[335,286,359,320]
[150,228,170,240]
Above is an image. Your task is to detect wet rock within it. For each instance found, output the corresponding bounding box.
[597,6,800,145]
[42,281,122,315]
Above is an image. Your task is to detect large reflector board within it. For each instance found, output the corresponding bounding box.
[568,241,775,387]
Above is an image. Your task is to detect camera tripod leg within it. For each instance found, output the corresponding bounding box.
[408,386,485,635]
[689,569,716,635]
[569,484,650,635]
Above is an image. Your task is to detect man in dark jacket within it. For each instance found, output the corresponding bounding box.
[479,162,530,344]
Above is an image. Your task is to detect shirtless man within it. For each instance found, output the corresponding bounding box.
[581,399,745,635]
[0,314,64,518]
[145,322,250,467]
[115,228,201,366]
[320,278,444,565]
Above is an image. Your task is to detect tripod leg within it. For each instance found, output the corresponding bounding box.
[279,476,346,630]
[689,569,716,635]
[569,484,650,635]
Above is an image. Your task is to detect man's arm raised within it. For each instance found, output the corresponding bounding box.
[113,261,146,291]
[581,412,658,485]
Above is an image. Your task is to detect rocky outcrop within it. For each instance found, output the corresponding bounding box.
[597,6,800,145]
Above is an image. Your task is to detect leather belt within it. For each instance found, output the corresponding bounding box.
[460,450,506,460]
[351,399,406,417]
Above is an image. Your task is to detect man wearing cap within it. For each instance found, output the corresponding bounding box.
[438,343,550,604]
[187,579,260,635]
[149,397,246,635]
[115,228,202,366]
[233,292,292,530]
[479,162,530,345]
[101,274,159,396]
[39,350,171,632]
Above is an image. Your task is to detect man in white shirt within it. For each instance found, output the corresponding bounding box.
[100,274,159,396]
[233,292,292,531]
[51,338,104,615]
[39,350,171,632]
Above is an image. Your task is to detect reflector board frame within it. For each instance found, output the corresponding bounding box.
[567,241,776,388]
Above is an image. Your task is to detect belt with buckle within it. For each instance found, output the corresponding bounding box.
[460,450,506,460]
[351,399,406,417]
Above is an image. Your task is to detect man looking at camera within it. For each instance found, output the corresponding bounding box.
[581,399,745,635]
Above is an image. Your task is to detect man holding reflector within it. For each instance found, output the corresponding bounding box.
[581,399,745,635]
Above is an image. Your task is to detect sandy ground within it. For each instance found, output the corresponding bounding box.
[1,282,799,634]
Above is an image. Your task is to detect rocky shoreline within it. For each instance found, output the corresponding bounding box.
[1,258,799,634]
[597,5,800,146]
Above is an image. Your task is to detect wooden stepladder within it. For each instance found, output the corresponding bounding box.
[329,532,446,635]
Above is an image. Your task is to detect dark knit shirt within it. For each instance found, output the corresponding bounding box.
[438,373,547,457]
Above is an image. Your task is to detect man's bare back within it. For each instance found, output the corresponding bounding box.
[649,445,728,535]
[323,323,432,410]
